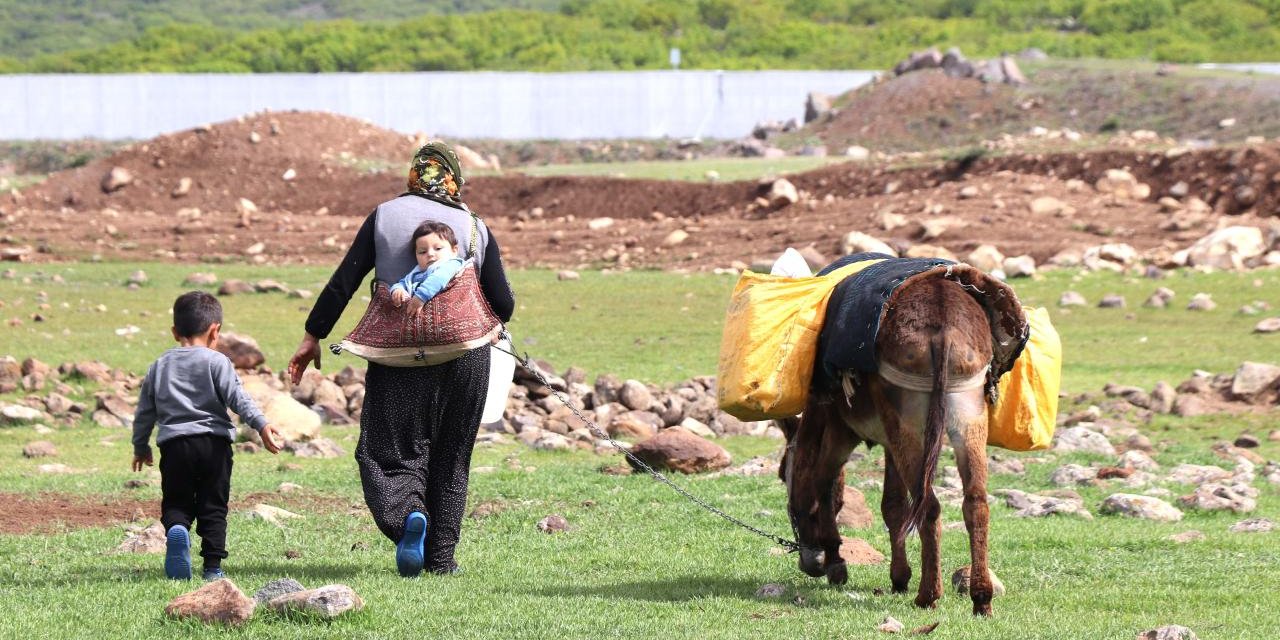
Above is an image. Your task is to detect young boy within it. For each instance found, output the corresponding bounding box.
[389,220,466,313]
[131,291,282,580]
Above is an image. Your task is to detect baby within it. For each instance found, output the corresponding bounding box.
[390,220,466,313]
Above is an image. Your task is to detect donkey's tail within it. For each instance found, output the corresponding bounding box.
[905,331,949,535]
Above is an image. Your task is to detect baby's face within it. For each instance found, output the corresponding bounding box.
[415,232,457,270]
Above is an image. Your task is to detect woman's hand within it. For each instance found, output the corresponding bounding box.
[288,332,322,385]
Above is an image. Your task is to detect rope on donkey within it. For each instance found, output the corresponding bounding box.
[491,338,801,552]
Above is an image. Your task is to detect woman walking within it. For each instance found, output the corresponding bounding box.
[288,143,514,576]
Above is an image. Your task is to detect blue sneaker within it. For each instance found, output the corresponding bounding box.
[164,525,192,580]
[395,511,428,577]
[202,567,225,581]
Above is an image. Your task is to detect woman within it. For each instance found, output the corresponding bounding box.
[288,142,514,577]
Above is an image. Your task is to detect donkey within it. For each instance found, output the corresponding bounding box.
[780,267,1019,617]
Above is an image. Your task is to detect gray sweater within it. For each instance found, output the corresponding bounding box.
[132,346,268,458]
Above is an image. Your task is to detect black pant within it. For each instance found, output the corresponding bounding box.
[159,433,233,569]
[357,347,489,573]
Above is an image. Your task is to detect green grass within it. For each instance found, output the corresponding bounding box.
[1,262,1278,639]
[517,156,848,182]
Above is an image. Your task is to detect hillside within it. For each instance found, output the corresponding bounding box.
[5,0,1280,72]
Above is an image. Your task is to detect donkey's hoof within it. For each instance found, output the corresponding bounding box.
[798,551,825,578]
[913,594,940,609]
[824,561,848,586]
[973,603,993,617]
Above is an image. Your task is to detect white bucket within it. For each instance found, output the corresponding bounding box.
[481,337,516,425]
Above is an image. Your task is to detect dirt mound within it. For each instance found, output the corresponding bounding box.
[0,491,153,534]
[807,70,1025,153]
[21,110,419,216]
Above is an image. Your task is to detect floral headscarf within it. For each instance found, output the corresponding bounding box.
[406,142,464,205]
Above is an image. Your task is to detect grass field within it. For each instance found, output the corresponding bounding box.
[1,261,1278,639]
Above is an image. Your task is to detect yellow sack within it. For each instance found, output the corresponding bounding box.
[717,259,884,420]
[987,306,1061,451]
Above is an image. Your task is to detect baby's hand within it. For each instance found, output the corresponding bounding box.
[260,425,283,454]
[407,296,425,315]
[131,454,153,472]
[391,288,409,307]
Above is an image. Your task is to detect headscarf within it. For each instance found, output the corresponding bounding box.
[406,142,465,206]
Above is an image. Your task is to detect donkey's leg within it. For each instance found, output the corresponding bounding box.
[814,419,857,585]
[881,450,912,594]
[787,400,849,579]
[913,483,943,609]
[949,394,994,616]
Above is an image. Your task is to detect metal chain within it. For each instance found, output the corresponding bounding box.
[492,340,800,552]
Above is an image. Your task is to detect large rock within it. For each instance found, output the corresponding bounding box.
[1,403,44,424]
[101,166,134,193]
[116,522,167,553]
[838,537,884,565]
[628,427,730,474]
[840,231,896,257]
[951,565,1006,596]
[997,489,1093,520]
[268,584,363,619]
[966,245,1004,272]
[216,332,265,370]
[836,485,874,529]
[1100,494,1183,522]
[804,91,832,123]
[285,438,344,459]
[766,179,799,209]
[1050,464,1098,486]
[1137,625,1199,640]
[22,440,57,458]
[1166,463,1232,485]
[1184,226,1266,270]
[1230,362,1280,399]
[618,380,653,411]
[1053,426,1117,456]
[242,377,320,443]
[1002,255,1037,278]
[1178,483,1257,513]
[253,578,305,604]
[164,578,256,626]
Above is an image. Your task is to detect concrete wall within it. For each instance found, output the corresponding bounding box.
[0,70,876,141]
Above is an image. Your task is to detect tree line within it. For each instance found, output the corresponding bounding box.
[2,0,1278,73]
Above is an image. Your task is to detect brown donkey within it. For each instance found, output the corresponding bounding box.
[781,273,1002,616]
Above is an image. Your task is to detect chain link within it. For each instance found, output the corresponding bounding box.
[492,340,799,552]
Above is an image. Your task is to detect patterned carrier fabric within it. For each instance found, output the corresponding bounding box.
[345,263,498,349]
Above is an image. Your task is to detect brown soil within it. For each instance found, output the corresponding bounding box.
[0,489,355,535]
[8,108,1280,271]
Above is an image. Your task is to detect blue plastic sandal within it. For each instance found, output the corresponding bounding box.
[164,525,192,580]
[395,512,428,577]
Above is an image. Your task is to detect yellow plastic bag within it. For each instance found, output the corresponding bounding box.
[717,259,884,420]
[987,306,1061,451]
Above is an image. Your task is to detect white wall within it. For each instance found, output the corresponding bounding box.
[0,70,876,140]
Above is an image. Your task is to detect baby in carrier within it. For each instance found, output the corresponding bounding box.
[390,220,466,314]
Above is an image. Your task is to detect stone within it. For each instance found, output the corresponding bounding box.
[677,417,716,439]
[268,584,363,619]
[1171,395,1209,417]
[966,244,1004,272]
[1002,255,1036,278]
[1233,434,1260,449]
[1230,362,1280,398]
[246,503,302,525]
[117,522,167,553]
[877,615,905,633]
[767,178,799,208]
[1117,450,1159,471]
[242,377,320,443]
[607,410,661,440]
[1228,518,1273,533]
[838,537,884,565]
[1184,226,1266,270]
[1169,530,1205,544]
[840,231,896,257]
[537,514,569,533]
[101,167,133,193]
[1029,196,1072,216]
[22,440,57,458]
[1178,483,1257,513]
[1053,426,1117,456]
[844,146,870,161]
[183,272,218,286]
[1050,464,1098,486]
[628,427,731,474]
[618,380,653,411]
[662,229,689,247]
[836,485,874,529]
[253,578,306,604]
[217,280,255,296]
[164,578,256,626]
[1254,318,1280,333]
[1058,291,1087,307]
[587,217,614,231]
[214,332,265,370]
[1,403,44,424]
[1100,494,1183,522]
[1167,463,1232,485]
[1136,625,1199,640]
[172,177,193,198]
[286,438,344,459]
[997,489,1093,520]
[804,91,831,123]
[1185,293,1215,311]
[950,565,1006,597]
[253,279,288,293]
[1149,382,1176,414]
[755,583,787,599]
[1098,295,1126,309]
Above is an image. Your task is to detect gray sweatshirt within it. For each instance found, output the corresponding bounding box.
[132,346,268,458]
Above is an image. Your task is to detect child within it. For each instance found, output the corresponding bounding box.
[131,291,282,580]
[390,220,466,313]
